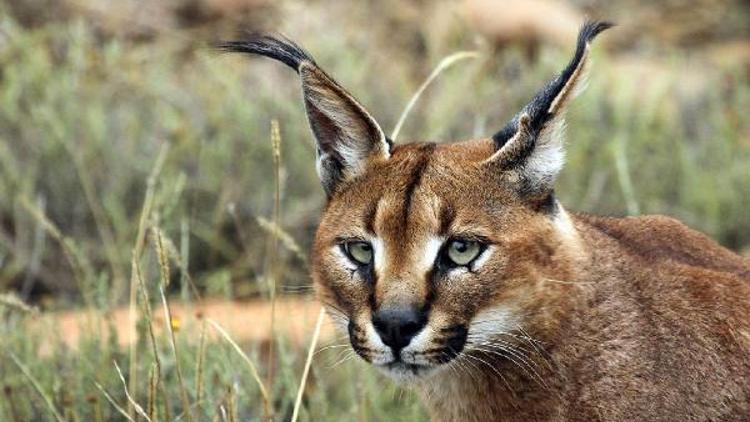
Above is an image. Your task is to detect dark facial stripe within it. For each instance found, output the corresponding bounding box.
[400,143,436,230]
[363,199,379,235]
[368,279,377,311]
[438,203,455,237]
[363,200,379,311]
[422,266,436,315]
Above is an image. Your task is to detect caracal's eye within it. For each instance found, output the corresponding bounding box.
[344,241,373,266]
[446,239,482,267]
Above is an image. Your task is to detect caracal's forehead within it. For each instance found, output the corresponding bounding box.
[320,139,523,242]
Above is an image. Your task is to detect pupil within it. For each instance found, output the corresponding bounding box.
[360,244,371,251]
[454,241,467,253]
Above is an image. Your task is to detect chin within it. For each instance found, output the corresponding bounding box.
[374,361,442,384]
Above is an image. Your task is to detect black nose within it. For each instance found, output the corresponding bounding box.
[372,306,427,351]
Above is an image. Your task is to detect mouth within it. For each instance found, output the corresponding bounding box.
[385,361,430,372]
[375,360,437,381]
[347,321,468,381]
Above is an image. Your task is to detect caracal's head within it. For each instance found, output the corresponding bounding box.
[222,21,611,382]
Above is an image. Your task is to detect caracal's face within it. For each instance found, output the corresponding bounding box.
[311,141,577,382]
[222,22,610,382]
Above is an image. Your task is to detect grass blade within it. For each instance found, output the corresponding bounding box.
[113,360,151,421]
[159,285,192,421]
[195,320,208,406]
[94,382,135,422]
[291,308,326,422]
[8,352,65,422]
[266,119,283,407]
[206,318,271,420]
[390,51,480,142]
[127,142,170,418]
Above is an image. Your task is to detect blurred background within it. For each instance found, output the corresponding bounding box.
[0,0,748,420]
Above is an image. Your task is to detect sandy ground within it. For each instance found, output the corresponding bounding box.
[29,297,337,355]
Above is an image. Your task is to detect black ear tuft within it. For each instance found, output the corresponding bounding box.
[217,34,315,72]
[492,20,614,151]
[580,21,615,44]
[486,20,612,200]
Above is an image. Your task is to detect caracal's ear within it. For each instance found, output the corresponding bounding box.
[485,21,613,202]
[219,35,390,196]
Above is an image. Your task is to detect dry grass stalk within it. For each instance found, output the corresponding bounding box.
[127,142,170,418]
[60,136,125,303]
[390,51,480,142]
[226,385,237,422]
[148,363,159,421]
[154,228,172,288]
[255,216,307,264]
[180,217,194,302]
[160,383,173,422]
[114,360,151,421]
[266,118,283,413]
[155,227,193,422]
[613,133,641,215]
[160,286,192,421]
[18,196,92,306]
[0,292,39,315]
[157,229,201,300]
[9,352,65,422]
[291,308,326,422]
[206,318,271,419]
[195,320,208,406]
[89,394,104,422]
[94,382,134,422]
[134,257,162,389]
[4,384,21,422]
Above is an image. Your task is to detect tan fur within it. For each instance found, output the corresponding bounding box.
[311,138,750,420]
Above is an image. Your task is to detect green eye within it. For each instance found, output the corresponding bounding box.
[446,239,482,267]
[345,241,373,265]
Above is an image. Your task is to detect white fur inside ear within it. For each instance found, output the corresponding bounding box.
[315,151,333,183]
[521,117,566,188]
[506,41,592,188]
[301,64,389,184]
[337,138,370,173]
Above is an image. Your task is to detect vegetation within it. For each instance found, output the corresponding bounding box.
[0,1,748,420]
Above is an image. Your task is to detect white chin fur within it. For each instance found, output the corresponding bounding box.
[466,305,519,348]
[375,362,440,384]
